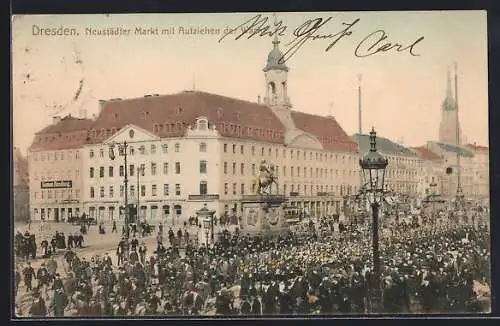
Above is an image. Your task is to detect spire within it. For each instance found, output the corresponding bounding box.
[272,12,280,48]
[446,67,453,100]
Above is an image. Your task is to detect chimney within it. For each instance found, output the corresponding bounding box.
[258,95,261,104]
[52,116,61,124]
[98,100,106,114]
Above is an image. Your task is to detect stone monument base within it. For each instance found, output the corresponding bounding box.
[240,194,289,237]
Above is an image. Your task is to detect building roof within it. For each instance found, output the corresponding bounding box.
[351,134,418,157]
[291,112,358,152]
[466,143,488,153]
[431,141,474,158]
[86,91,357,152]
[410,146,442,161]
[29,115,94,151]
[87,91,287,145]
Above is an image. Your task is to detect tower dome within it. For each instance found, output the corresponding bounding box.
[263,38,288,72]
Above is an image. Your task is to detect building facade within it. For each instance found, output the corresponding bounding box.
[426,141,475,200]
[13,147,30,222]
[411,146,445,199]
[466,143,489,203]
[352,134,420,197]
[76,36,360,224]
[27,116,93,221]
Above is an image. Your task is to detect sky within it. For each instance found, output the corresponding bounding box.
[11,11,488,155]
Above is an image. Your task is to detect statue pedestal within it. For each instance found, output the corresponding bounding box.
[240,195,289,237]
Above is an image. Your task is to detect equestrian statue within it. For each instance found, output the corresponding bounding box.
[255,160,278,195]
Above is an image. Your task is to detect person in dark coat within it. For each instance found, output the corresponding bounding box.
[251,296,262,315]
[23,262,36,292]
[67,234,74,249]
[52,273,64,291]
[52,288,68,317]
[112,221,117,233]
[29,289,47,317]
[240,297,251,315]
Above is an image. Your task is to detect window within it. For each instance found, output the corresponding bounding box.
[129,147,135,155]
[163,162,169,174]
[89,167,94,178]
[240,145,244,154]
[163,184,170,196]
[140,164,146,175]
[200,181,208,195]
[283,166,287,176]
[139,146,145,155]
[261,147,264,156]
[90,187,95,198]
[141,185,146,197]
[291,166,294,177]
[162,144,168,153]
[108,166,114,177]
[175,162,181,174]
[251,146,255,155]
[200,160,207,174]
[224,183,228,195]
[152,184,157,196]
[89,150,94,158]
[224,162,228,174]
[119,165,124,177]
[129,165,135,176]
[120,185,124,197]
[151,144,156,154]
[100,186,105,198]
[175,143,180,152]
[175,184,181,196]
[151,163,157,176]
[130,185,135,197]
[100,148,104,158]
[109,186,114,198]
[199,119,207,130]
[240,163,245,175]
[232,162,236,175]
[224,144,228,153]
[232,144,236,154]
[241,183,245,194]
[252,164,256,175]
[200,142,207,152]
[232,183,237,195]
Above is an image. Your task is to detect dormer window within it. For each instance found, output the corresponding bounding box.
[177,107,183,115]
[197,118,208,130]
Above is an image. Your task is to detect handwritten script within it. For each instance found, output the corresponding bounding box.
[219,14,425,63]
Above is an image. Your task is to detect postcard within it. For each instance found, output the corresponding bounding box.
[11,11,490,318]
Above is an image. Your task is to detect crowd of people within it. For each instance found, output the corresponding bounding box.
[14,208,490,317]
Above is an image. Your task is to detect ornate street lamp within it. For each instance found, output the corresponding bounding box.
[359,127,388,312]
[109,141,130,239]
[203,217,211,246]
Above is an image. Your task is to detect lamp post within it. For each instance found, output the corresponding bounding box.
[203,217,210,246]
[109,141,130,239]
[429,177,438,227]
[359,127,388,313]
[137,165,145,223]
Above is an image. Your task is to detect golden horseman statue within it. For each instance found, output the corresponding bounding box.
[255,160,278,195]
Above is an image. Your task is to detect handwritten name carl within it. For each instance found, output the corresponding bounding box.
[219,14,425,62]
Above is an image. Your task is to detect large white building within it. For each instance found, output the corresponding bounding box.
[466,143,489,203]
[411,146,445,199]
[29,36,361,223]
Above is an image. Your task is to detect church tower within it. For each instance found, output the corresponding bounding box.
[438,68,462,144]
[263,14,296,130]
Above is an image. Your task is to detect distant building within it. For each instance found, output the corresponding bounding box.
[410,146,445,199]
[27,115,94,221]
[13,147,29,222]
[352,134,420,196]
[466,143,489,204]
[426,141,475,200]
